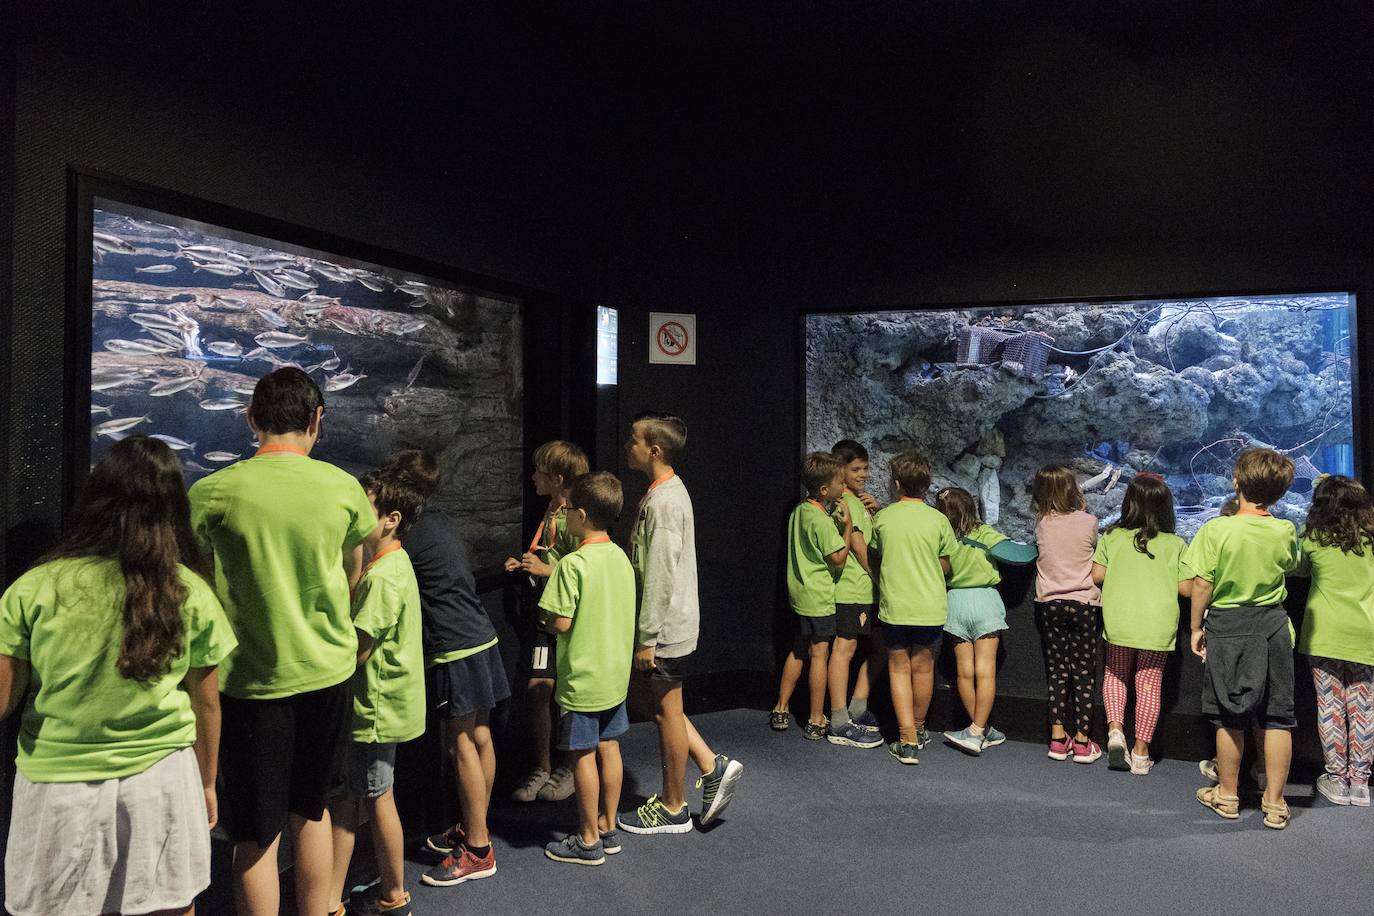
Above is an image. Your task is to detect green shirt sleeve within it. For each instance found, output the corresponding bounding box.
[1183,522,1217,583]
[0,575,32,659]
[1293,536,1313,577]
[187,477,218,561]
[182,572,238,668]
[1092,537,1108,567]
[938,515,957,557]
[352,570,401,639]
[812,509,846,559]
[344,480,379,548]
[538,554,581,619]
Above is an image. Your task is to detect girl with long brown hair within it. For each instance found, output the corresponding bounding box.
[0,437,237,916]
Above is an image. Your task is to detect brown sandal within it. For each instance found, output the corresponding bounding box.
[1261,799,1291,830]
[1196,785,1240,819]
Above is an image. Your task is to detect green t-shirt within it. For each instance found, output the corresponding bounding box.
[947,523,1009,589]
[786,500,846,617]
[350,547,426,743]
[0,557,237,783]
[1295,536,1374,666]
[538,539,637,712]
[1182,514,1299,609]
[1093,528,1190,651]
[870,498,958,626]
[189,452,376,699]
[834,492,876,605]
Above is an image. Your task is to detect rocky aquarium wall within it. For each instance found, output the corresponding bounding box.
[805,294,1355,542]
[88,202,523,569]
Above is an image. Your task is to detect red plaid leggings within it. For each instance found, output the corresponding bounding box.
[1103,643,1168,744]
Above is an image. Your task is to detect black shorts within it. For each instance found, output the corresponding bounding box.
[526,630,557,678]
[220,679,352,847]
[634,652,691,683]
[796,614,837,643]
[429,643,513,719]
[835,603,875,639]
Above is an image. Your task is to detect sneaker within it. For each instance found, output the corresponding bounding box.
[425,823,465,855]
[1071,739,1102,764]
[1106,729,1129,771]
[421,845,497,887]
[769,709,790,731]
[982,726,1007,747]
[600,829,622,855]
[616,795,693,835]
[698,754,745,826]
[852,709,881,732]
[544,833,605,866]
[828,719,883,749]
[1350,782,1370,807]
[346,887,412,916]
[1316,773,1352,806]
[512,767,550,803]
[943,727,985,756]
[914,727,932,750]
[537,766,576,802]
[802,720,827,741]
[1199,758,1219,782]
[888,740,920,765]
[1047,735,1073,761]
[1129,752,1154,776]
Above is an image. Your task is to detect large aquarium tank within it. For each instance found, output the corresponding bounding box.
[804,293,1356,541]
[88,199,524,569]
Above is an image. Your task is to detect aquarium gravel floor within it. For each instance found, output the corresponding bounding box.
[207,708,1373,915]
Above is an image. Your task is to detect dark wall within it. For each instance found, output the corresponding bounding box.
[7,3,1374,724]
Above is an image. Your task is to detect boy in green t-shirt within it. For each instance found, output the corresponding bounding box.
[327,468,426,915]
[538,472,637,866]
[869,450,957,765]
[1185,448,1299,829]
[188,368,376,916]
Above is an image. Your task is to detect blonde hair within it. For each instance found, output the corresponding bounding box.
[801,452,843,496]
[1233,448,1295,507]
[1032,465,1084,517]
[533,440,589,485]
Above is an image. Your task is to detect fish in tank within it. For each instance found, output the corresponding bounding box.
[88,200,524,569]
[804,293,1356,541]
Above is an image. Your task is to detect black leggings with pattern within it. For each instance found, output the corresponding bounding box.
[1038,599,1099,736]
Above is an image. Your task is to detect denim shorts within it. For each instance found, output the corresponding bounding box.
[347,741,397,799]
[556,702,630,751]
[884,623,945,652]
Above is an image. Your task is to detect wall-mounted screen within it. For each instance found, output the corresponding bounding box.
[88,198,523,568]
[804,292,1356,541]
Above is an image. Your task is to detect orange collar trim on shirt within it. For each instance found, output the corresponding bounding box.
[365,540,402,572]
[255,443,308,457]
[806,498,828,512]
[899,496,924,503]
[648,471,676,491]
[1237,506,1273,517]
[579,534,611,548]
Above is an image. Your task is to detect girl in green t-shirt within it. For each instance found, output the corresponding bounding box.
[1090,474,1190,776]
[1294,475,1374,807]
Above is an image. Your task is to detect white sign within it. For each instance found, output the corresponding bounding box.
[649,312,696,365]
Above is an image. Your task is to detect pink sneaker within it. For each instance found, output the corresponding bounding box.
[1072,739,1102,764]
[1048,735,1073,760]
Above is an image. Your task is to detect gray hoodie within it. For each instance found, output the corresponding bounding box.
[630,475,699,658]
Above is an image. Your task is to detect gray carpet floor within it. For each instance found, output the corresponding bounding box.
[383,707,1372,915]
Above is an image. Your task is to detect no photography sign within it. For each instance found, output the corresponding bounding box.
[649,312,696,365]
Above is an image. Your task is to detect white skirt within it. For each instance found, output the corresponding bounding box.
[5,746,210,916]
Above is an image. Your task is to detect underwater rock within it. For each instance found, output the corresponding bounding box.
[1017,305,1140,352]
[1235,307,1323,370]
[1134,312,1222,368]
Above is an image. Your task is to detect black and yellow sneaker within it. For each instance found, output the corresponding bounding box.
[616,794,694,835]
[697,754,744,826]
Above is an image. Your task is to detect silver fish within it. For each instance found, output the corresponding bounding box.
[229,383,258,396]
[183,460,214,473]
[134,264,177,273]
[91,371,143,391]
[248,253,297,271]
[167,307,197,330]
[204,451,241,463]
[405,356,425,390]
[193,262,243,277]
[209,294,249,311]
[255,331,309,349]
[178,243,232,259]
[95,415,149,437]
[149,376,201,397]
[355,272,388,292]
[130,312,186,332]
[256,308,289,329]
[327,319,359,336]
[150,433,195,451]
[90,404,113,415]
[406,296,428,308]
[298,293,338,304]
[199,397,245,411]
[104,338,176,355]
[393,319,426,336]
[93,232,136,254]
[320,355,341,371]
[208,341,244,357]
[324,372,366,392]
[253,271,286,297]
[271,269,317,291]
[220,251,251,268]
[301,303,330,317]
[308,262,353,283]
[145,328,186,350]
[398,280,430,296]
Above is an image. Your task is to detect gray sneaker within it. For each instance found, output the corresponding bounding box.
[698,754,745,825]
[537,766,576,802]
[943,727,985,756]
[888,740,920,765]
[544,833,605,866]
[512,767,550,802]
[827,719,883,748]
[982,726,1007,747]
[1350,782,1370,807]
[914,727,932,750]
[1316,773,1351,806]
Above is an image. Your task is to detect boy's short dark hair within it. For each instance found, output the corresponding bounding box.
[568,471,623,530]
[381,448,441,501]
[361,468,427,538]
[1234,448,1295,507]
[890,450,933,498]
[802,452,843,495]
[249,367,324,435]
[831,439,869,464]
[634,411,687,465]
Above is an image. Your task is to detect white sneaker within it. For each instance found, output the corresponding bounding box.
[512,767,550,802]
[1350,782,1370,807]
[537,766,576,801]
[1106,729,1129,771]
[1316,773,1351,806]
[1199,758,1219,782]
[1129,752,1153,775]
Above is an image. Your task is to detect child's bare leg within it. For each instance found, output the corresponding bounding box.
[569,747,600,845]
[598,740,623,833]
[807,639,831,725]
[952,641,977,721]
[853,656,871,706]
[232,836,281,916]
[910,645,936,731]
[652,679,690,811]
[450,715,492,847]
[1262,727,1292,806]
[368,790,407,902]
[528,677,555,772]
[684,716,716,773]
[326,795,357,914]
[828,635,859,714]
[476,710,497,798]
[773,637,807,712]
[290,811,336,916]
[972,636,999,732]
[1215,726,1244,797]
[888,646,915,744]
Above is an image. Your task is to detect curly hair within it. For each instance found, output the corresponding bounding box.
[1303,475,1374,555]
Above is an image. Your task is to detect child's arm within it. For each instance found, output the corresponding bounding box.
[547,613,573,634]
[849,529,873,577]
[1178,578,1193,598]
[356,628,376,664]
[184,665,222,829]
[1091,562,1107,587]
[825,499,854,571]
[520,550,554,578]
[940,556,952,576]
[0,655,30,721]
[1189,577,1212,659]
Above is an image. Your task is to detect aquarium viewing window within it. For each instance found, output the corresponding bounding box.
[597,305,619,385]
[83,195,525,569]
[804,292,1357,541]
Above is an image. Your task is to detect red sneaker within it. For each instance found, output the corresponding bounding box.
[420,845,496,887]
[425,823,466,855]
[1047,735,1073,761]
[1072,739,1102,764]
